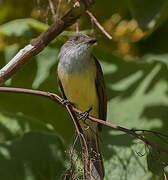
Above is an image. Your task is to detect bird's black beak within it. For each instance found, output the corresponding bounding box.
[88,39,97,45]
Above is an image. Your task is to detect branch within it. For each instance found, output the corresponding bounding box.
[0,87,168,154]
[0,0,94,85]
[86,10,112,40]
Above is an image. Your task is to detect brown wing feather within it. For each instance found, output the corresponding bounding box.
[94,56,107,131]
[57,71,67,100]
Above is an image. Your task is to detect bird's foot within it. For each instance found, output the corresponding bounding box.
[79,107,93,120]
[61,99,69,105]
[61,99,70,105]
[61,99,75,108]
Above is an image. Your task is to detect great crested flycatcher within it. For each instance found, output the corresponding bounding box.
[57,33,107,180]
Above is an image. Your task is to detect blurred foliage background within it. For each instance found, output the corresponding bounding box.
[0,0,168,179]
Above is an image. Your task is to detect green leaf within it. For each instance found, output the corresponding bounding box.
[32,46,59,89]
[143,53,168,66]
[4,44,19,63]
[0,19,33,38]
[0,18,48,38]
[127,0,168,36]
[0,131,66,180]
[26,18,48,33]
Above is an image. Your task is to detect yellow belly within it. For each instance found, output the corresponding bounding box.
[58,64,99,118]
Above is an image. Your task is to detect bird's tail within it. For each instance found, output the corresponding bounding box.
[83,130,104,180]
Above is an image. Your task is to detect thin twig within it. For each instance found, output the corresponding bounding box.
[84,115,168,153]
[69,134,80,172]
[65,104,89,179]
[133,129,168,145]
[164,171,168,180]
[55,0,61,21]
[0,87,168,154]
[86,10,112,40]
[71,134,79,156]
[132,129,168,138]
[66,104,82,136]
[48,0,56,19]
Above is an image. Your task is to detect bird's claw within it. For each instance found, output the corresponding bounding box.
[61,99,70,105]
[61,99,75,108]
[79,107,93,120]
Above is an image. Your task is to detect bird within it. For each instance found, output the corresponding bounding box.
[57,33,107,180]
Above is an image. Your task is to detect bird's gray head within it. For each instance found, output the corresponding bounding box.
[58,33,97,61]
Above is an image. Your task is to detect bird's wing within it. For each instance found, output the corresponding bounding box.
[94,56,107,131]
[57,71,67,100]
